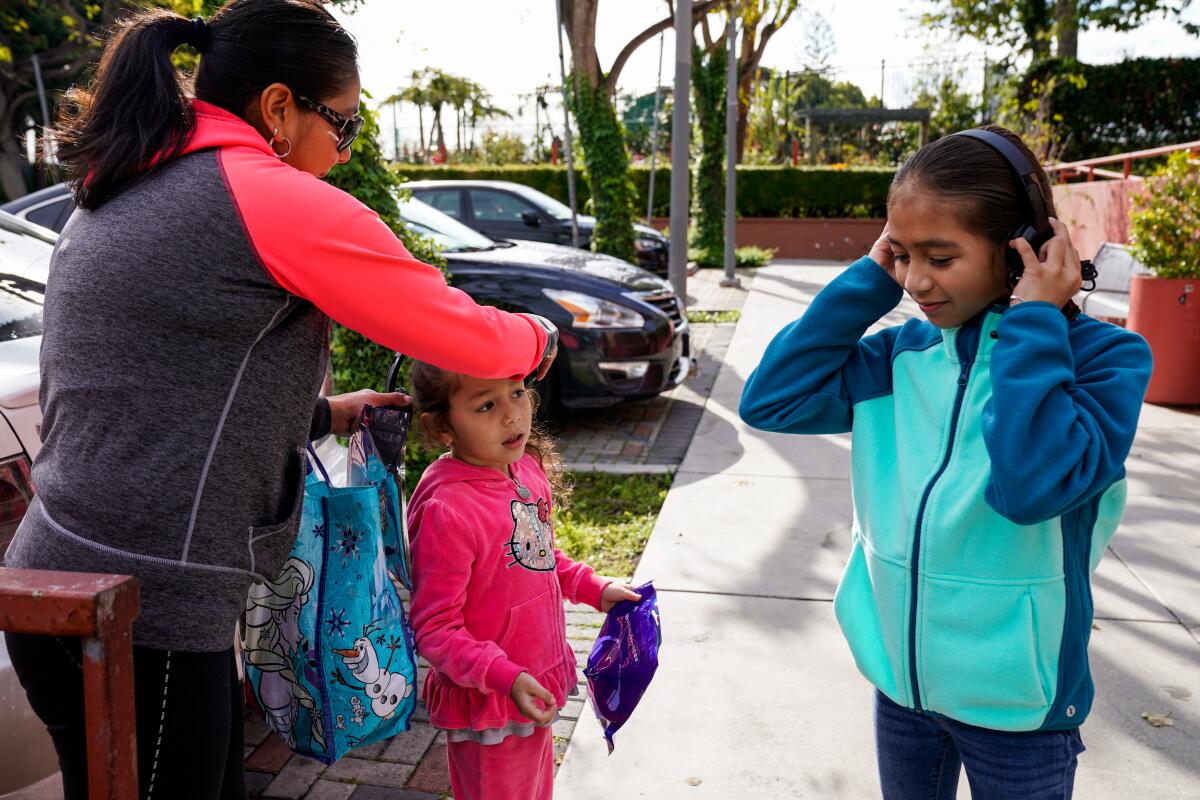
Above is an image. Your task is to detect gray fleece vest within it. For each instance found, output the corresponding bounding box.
[6,151,329,652]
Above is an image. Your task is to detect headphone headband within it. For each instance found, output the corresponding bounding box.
[951,129,1052,244]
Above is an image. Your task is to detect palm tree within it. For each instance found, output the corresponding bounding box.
[466,85,511,152]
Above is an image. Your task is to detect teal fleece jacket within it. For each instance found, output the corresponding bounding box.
[739,257,1152,731]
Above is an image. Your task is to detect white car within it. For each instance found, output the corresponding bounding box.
[0,211,355,797]
[0,211,61,797]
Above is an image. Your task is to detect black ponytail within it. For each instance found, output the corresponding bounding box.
[53,11,196,209]
[52,0,357,210]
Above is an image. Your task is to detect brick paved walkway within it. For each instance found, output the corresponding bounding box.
[553,268,754,472]
[243,602,609,799]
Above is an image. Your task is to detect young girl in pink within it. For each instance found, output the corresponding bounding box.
[407,361,641,800]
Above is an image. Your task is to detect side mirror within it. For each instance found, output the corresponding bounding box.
[520,210,542,228]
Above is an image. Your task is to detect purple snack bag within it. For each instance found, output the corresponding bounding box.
[584,581,661,754]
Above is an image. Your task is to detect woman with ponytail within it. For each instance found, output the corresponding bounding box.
[3,2,557,797]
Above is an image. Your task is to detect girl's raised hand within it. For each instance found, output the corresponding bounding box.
[868,223,898,284]
[1009,217,1083,308]
[510,671,556,725]
[600,582,643,613]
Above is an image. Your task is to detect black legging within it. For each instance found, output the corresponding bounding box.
[4,632,246,800]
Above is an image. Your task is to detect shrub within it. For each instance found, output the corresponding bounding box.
[1129,151,1200,280]
[394,164,894,219]
[325,100,447,484]
[1020,57,1200,162]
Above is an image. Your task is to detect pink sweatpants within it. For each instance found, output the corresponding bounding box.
[446,725,555,800]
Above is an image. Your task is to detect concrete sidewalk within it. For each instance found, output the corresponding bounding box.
[556,261,1200,799]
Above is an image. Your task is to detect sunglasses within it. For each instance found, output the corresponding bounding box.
[296,94,364,153]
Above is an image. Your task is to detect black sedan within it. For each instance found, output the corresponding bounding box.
[401,179,670,277]
[1,184,688,409]
[399,198,688,410]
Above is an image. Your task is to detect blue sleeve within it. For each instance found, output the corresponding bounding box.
[739,257,905,434]
[983,303,1153,525]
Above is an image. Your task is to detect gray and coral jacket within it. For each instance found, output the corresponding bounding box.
[5,100,548,652]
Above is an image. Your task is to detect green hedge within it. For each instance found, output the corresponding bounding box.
[1022,57,1200,161]
[394,164,894,219]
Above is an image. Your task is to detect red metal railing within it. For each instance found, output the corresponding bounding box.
[0,568,139,800]
[1046,140,1200,182]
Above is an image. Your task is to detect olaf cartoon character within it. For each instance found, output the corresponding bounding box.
[332,622,413,720]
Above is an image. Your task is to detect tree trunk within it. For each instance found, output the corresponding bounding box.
[0,137,28,202]
[0,85,30,201]
[1056,0,1078,59]
[416,107,425,158]
[692,43,726,265]
[1023,0,1053,63]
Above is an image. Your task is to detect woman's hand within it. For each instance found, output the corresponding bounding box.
[600,582,643,613]
[327,389,412,437]
[510,671,556,725]
[868,223,899,285]
[534,343,558,382]
[1009,218,1083,308]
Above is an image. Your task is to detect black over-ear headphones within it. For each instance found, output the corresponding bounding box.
[951,129,1097,319]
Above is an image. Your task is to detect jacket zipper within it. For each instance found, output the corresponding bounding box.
[907,354,974,713]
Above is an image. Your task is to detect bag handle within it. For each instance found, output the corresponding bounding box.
[385,353,407,394]
[306,443,333,485]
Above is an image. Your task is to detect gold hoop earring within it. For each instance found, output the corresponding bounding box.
[268,128,292,159]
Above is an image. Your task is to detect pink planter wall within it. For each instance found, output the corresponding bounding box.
[650,217,884,262]
[1050,179,1146,260]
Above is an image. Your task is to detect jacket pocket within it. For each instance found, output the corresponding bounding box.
[248,447,307,576]
[496,589,560,677]
[919,575,1065,731]
[834,538,907,703]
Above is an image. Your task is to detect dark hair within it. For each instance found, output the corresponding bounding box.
[410,361,572,508]
[52,0,358,210]
[888,124,1057,253]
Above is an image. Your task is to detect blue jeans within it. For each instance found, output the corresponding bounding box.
[874,690,1085,800]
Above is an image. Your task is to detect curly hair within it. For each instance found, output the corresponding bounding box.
[409,361,572,508]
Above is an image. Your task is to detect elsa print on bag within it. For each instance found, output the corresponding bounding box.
[504,498,556,571]
[243,557,326,751]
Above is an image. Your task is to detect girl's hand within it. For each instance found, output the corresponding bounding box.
[600,583,642,613]
[510,671,556,725]
[1009,218,1083,308]
[327,389,412,436]
[868,223,898,284]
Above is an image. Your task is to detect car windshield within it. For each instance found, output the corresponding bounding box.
[0,217,49,341]
[504,184,575,221]
[398,198,497,252]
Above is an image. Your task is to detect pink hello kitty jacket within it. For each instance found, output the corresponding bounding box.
[407,453,611,733]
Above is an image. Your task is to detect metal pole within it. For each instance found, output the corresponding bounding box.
[646,33,665,224]
[554,0,580,248]
[391,101,400,162]
[982,54,990,123]
[31,54,53,164]
[880,59,886,108]
[722,16,740,288]
[31,55,51,130]
[669,0,692,304]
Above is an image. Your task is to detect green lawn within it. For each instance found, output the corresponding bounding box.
[553,472,673,578]
[686,309,742,324]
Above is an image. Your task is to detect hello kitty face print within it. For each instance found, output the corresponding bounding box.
[505,499,556,571]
